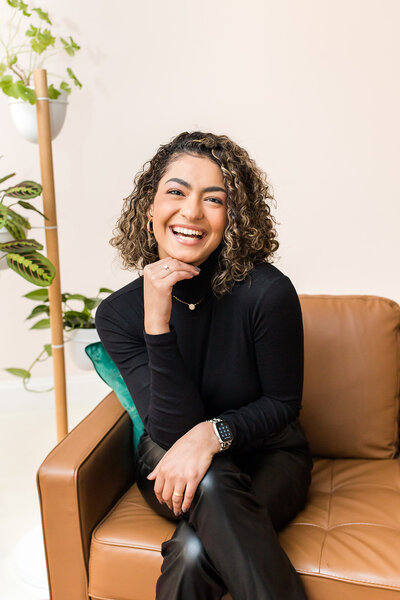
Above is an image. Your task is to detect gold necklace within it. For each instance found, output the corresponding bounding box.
[172,295,206,310]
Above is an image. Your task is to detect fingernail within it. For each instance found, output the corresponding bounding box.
[194,267,201,272]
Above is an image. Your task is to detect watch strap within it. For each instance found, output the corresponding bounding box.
[207,418,233,452]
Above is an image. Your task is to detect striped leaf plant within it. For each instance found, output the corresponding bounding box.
[0,168,56,286]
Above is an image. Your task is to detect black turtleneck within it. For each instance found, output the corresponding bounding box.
[94,243,305,452]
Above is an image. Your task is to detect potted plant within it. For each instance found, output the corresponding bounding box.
[4,286,115,391]
[0,165,56,285]
[0,0,82,142]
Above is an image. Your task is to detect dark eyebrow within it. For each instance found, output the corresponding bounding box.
[165,177,227,194]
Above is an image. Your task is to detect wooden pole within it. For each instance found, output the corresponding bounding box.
[34,68,68,441]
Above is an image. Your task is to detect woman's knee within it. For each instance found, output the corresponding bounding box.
[162,521,205,567]
[195,452,252,503]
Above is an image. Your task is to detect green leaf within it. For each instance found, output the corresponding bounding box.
[63,310,90,329]
[26,25,55,55]
[4,367,31,378]
[25,24,38,38]
[64,293,86,301]
[30,318,51,329]
[7,0,31,16]
[9,55,18,66]
[64,310,90,319]
[66,67,82,89]
[0,75,17,97]
[0,238,43,253]
[6,251,56,286]
[84,298,98,310]
[25,304,50,320]
[4,180,42,199]
[48,84,61,100]
[44,343,52,356]
[99,287,114,294]
[59,81,71,94]
[0,204,6,228]
[24,288,49,301]
[0,76,36,104]
[0,172,16,185]
[0,203,29,237]
[32,8,52,25]
[19,0,30,16]
[17,200,48,219]
[60,36,80,56]
[4,220,26,240]
[15,81,36,104]
[0,63,7,77]
[4,206,31,229]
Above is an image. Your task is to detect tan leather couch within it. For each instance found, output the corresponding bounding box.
[37,294,400,600]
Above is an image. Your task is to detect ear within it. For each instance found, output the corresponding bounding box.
[146,204,154,219]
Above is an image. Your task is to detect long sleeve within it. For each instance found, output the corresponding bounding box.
[217,275,304,452]
[94,299,206,449]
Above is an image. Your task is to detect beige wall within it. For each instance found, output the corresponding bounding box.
[1,0,399,381]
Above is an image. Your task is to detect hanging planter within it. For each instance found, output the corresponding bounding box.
[0,2,82,143]
[8,89,69,144]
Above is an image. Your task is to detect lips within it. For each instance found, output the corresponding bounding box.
[170,224,207,235]
[168,226,207,244]
[169,226,207,239]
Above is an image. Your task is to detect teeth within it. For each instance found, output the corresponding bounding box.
[172,226,203,238]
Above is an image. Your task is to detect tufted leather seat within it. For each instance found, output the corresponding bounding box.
[37,295,400,599]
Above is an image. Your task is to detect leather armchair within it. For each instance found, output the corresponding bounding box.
[37,294,400,599]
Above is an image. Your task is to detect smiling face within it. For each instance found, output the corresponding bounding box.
[147,153,228,267]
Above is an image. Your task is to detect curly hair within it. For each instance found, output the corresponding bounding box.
[110,131,280,297]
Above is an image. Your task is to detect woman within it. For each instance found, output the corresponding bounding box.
[95,131,313,600]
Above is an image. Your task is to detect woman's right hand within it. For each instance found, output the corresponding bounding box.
[143,257,200,334]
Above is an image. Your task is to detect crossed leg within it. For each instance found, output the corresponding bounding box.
[136,432,313,600]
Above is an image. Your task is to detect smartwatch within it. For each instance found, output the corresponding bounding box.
[207,418,234,451]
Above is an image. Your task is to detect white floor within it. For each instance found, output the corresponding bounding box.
[0,374,110,600]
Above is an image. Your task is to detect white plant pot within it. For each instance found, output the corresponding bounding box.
[68,327,100,370]
[0,225,23,271]
[8,89,68,144]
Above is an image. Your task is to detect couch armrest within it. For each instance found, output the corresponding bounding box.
[37,391,135,600]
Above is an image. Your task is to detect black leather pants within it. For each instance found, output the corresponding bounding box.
[136,420,313,600]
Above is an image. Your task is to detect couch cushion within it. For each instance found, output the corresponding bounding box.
[299,295,400,458]
[281,457,400,599]
[89,457,400,600]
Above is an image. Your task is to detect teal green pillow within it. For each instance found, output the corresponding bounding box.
[85,341,145,456]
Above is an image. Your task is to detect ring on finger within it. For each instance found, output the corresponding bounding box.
[163,264,170,271]
[172,491,184,497]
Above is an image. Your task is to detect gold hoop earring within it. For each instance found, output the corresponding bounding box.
[146,219,154,234]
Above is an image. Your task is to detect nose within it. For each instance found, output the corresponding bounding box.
[179,194,204,222]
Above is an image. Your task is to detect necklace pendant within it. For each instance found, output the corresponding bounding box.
[188,303,196,310]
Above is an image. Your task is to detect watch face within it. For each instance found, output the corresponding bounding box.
[216,420,233,442]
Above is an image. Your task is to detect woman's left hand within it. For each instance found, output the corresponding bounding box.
[147,421,221,516]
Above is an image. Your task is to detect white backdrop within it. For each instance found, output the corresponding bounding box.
[1,0,399,380]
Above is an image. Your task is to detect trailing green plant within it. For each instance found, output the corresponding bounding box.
[0,0,82,104]
[0,166,56,285]
[4,286,114,392]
